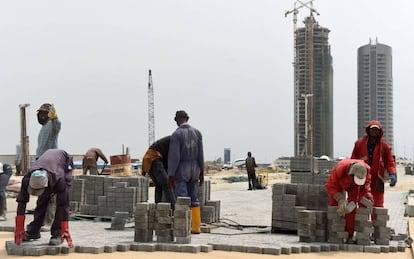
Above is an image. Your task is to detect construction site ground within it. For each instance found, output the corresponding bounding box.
[1,166,413,258]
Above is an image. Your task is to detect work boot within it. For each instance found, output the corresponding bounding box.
[190,206,201,234]
[23,232,41,241]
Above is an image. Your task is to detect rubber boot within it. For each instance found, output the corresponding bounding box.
[190,206,201,234]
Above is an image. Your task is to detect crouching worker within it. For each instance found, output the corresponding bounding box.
[15,149,74,248]
[325,159,373,240]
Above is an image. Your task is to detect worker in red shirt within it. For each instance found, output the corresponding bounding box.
[325,159,373,238]
[351,120,396,207]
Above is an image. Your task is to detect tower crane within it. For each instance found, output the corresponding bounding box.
[285,0,319,157]
[148,69,155,146]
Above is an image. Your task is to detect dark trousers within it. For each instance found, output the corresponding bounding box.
[27,193,61,237]
[247,171,257,189]
[0,172,12,216]
[149,160,176,208]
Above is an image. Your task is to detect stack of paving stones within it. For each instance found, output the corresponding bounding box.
[69,178,85,212]
[155,202,174,242]
[70,175,149,218]
[297,209,327,242]
[110,211,129,230]
[373,207,391,245]
[134,202,155,242]
[354,207,372,245]
[173,197,192,244]
[290,156,337,185]
[197,180,220,224]
[327,206,348,243]
[271,183,329,232]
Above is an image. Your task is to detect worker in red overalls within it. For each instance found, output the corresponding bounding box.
[325,159,373,238]
[351,120,396,208]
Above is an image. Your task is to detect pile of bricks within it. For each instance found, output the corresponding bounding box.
[297,209,327,242]
[134,202,155,242]
[173,197,192,244]
[354,207,372,245]
[271,183,329,232]
[69,175,149,218]
[290,156,337,185]
[198,181,220,224]
[373,207,391,245]
[327,206,347,243]
[155,203,174,242]
[134,197,192,244]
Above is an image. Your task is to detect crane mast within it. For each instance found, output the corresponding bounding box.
[285,0,319,157]
[148,69,155,146]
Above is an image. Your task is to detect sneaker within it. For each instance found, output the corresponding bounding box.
[48,236,61,246]
[0,215,7,221]
[23,232,41,241]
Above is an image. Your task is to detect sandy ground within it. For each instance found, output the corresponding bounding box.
[1,167,413,259]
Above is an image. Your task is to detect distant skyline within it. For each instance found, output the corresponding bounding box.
[1,1,414,163]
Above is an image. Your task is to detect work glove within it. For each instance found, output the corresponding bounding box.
[199,173,204,186]
[389,173,397,187]
[168,176,175,190]
[48,106,57,119]
[333,192,347,215]
[365,192,374,203]
[61,221,74,248]
[14,215,27,245]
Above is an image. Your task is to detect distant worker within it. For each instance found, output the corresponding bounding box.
[245,152,258,190]
[0,163,13,221]
[36,103,61,159]
[82,148,109,175]
[36,103,61,232]
[142,136,176,208]
[15,149,74,247]
[325,159,373,239]
[351,120,396,207]
[168,110,204,234]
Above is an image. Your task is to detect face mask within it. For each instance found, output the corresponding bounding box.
[37,112,49,125]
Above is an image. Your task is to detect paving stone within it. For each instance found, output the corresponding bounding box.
[181,244,201,253]
[200,244,213,252]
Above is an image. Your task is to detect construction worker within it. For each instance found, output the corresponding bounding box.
[142,136,176,208]
[15,149,74,247]
[351,120,396,207]
[82,147,109,175]
[36,103,61,159]
[325,159,373,238]
[36,103,61,231]
[245,152,258,190]
[0,163,13,221]
[168,110,204,234]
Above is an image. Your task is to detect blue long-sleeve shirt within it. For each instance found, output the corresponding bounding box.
[36,117,61,158]
[168,123,204,180]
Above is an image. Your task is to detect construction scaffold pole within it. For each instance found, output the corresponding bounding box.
[148,69,155,146]
[19,104,30,175]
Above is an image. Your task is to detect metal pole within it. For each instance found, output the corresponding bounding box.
[19,104,30,175]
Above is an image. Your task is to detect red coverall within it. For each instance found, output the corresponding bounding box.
[325,159,373,236]
[351,120,395,207]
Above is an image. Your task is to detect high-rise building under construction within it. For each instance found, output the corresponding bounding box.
[294,15,333,158]
[357,39,393,147]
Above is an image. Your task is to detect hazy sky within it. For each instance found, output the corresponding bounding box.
[1,0,413,163]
